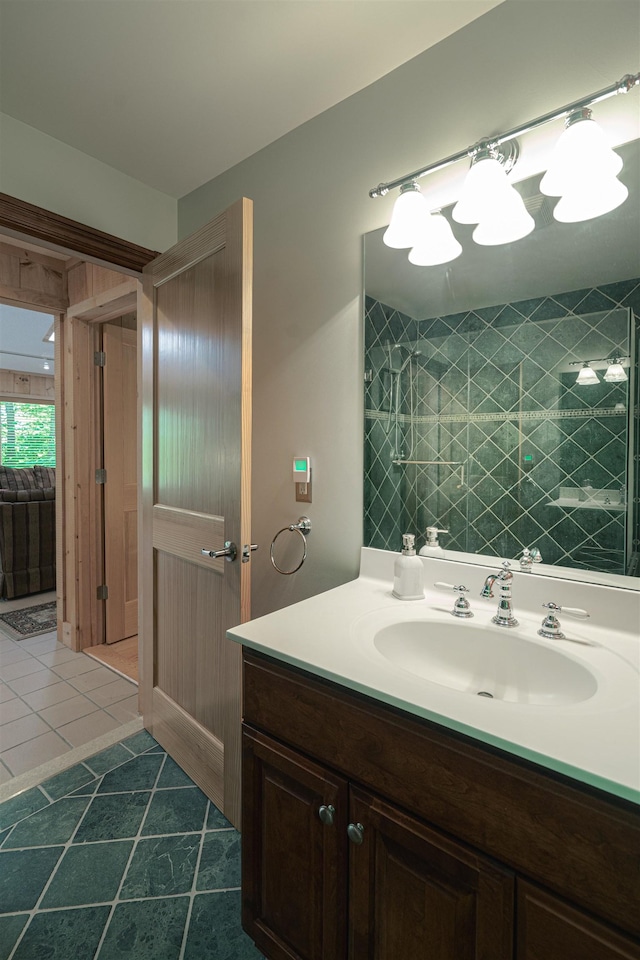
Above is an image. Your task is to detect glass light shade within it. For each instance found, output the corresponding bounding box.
[553,176,628,223]
[540,117,623,197]
[408,213,462,266]
[452,156,512,224]
[383,186,430,249]
[576,363,599,385]
[472,188,535,246]
[604,361,627,383]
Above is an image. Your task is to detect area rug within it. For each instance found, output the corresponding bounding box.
[0,601,57,640]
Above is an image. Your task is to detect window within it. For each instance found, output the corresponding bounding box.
[0,401,55,467]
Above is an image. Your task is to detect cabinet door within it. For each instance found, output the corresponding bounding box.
[517,881,640,960]
[348,786,513,960]
[242,726,348,960]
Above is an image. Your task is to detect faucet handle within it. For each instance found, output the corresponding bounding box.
[434,582,473,619]
[539,602,590,640]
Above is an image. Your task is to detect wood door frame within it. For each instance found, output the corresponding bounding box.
[0,193,158,650]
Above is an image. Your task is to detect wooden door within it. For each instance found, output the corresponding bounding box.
[103,321,138,644]
[242,726,348,960]
[348,786,514,960]
[516,882,640,960]
[140,198,253,828]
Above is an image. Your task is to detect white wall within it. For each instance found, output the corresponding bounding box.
[0,113,177,253]
[177,1,640,619]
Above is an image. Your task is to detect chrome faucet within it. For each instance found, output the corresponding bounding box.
[480,560,519,627]
[519,546,542,572]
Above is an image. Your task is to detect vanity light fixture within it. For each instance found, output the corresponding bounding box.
[408,210,462,265]
[575,362,599,385]
[370,72,639,265]
[540,108,628,222]
[604,358,628,382]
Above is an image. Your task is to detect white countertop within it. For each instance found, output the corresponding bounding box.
[228,548,640,804]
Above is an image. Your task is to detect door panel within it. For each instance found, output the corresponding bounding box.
[103,322,138,644]
[140,198,253,827]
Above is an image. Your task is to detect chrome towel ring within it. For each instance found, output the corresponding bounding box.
[270,516,312,575]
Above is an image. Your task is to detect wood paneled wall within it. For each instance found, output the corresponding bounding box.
[66,261,125,306]
[0,239,67,313]
[0,368,55,402]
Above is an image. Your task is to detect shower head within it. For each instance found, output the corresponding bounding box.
[385,343,422,375]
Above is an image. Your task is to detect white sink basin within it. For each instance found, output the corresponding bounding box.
[371,620,598,705]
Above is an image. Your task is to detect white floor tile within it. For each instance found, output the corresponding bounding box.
[57,710,121,747]
[7,668,62,695]
[52,656,106,680]
[0,682,17,704]
[105,694,140,723]
[0,712,50,751]
[68,665,123,693]
[0,761,13,785]
[0,646,34,667]
[39,694,99,729]
[21,681,79,711]
[20,634,63,654]
[87,677,138,707]
[35,648,80,668]
[1,729,70,776]
[0,698,32,725]
[1,657,45,681]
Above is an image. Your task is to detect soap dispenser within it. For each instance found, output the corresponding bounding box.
[419,526,448,558]
[392,534,425,600]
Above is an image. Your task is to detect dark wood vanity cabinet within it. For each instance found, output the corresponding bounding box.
[241,650,640,960]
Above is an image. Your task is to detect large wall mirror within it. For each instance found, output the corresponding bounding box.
[364,138,640,589]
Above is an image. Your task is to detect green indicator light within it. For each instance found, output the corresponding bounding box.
[295,459,307,471]
[524,455,533,462]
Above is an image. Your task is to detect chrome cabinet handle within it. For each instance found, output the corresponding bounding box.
[201,541,237,562]
[242,544,258,563]
[318,804,335,826]
[347,822,365,845]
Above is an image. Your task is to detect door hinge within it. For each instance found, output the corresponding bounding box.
[95,468,107,484]
[94,351,106,367]
[97,584,109,600]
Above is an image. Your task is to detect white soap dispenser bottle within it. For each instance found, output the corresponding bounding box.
[419,526,448,558]
[392,534,425,600]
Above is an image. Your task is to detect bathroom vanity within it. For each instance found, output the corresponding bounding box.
[228,549,640,960]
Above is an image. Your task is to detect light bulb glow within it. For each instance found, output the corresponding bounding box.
[472,187,535,246]
[408,212,462,266]
[576,363,599,385]
[553,176,628,223]
[604,361,627,383]
[452,156,512,224]
[383,184,430,249]
[540,116,623,197]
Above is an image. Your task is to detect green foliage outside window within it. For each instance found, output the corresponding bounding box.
[0,401,56,467]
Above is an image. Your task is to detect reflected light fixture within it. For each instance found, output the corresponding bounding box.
[408,210,462,265]
[604,358,628,382]
[370,72,639,266]
[575,362,599,385]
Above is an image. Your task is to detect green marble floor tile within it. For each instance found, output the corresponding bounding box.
[12,905,110,960]
[0,913,28,958]
[2,797,90,849]
[0,846,64,913]
[183,891,264,960]
[196,830,241,891]
[0,787,48,831]
[156,756,196,789]
[141,787,208,836]
[97,896,189,959]
[41,840,133,908]
[74,792,150,842]
[40,763,95,801]
[207,803,233,830]
[69,777,100,797]
[85,743,135,777]
[120,730,158,755]
[119,833,200,899]
[97,753,163,794]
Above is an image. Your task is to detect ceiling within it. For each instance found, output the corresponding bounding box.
[0,0,502,199]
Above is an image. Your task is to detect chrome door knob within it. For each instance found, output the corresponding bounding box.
[201,541,237,562]
[318,804,335,826]
[347,822,365,844]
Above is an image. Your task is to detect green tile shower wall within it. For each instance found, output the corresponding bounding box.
[364,278,640,574]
